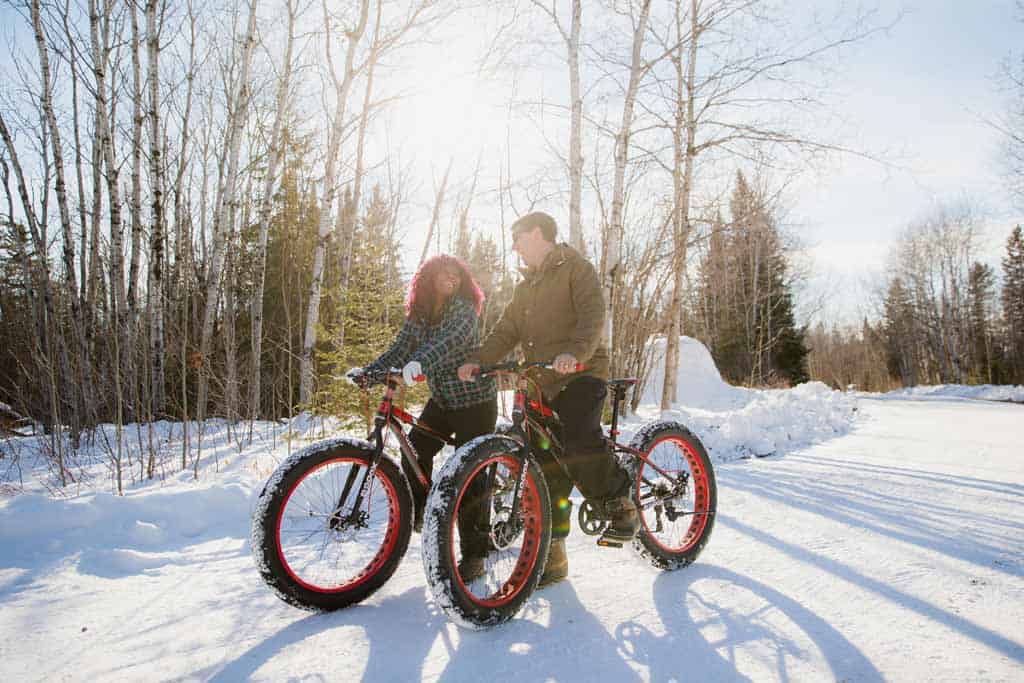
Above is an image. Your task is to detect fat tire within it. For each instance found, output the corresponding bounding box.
[422,435,551,629]
[251,438,413,611]
[627,423,716,570]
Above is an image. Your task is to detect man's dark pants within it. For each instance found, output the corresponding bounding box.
[540,376,629,539]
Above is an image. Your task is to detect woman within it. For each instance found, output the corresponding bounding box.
[352,255,497,559]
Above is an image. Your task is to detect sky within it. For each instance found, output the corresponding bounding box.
[791,1,1024,323]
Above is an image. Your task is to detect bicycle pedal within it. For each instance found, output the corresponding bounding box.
[596,537,623,548]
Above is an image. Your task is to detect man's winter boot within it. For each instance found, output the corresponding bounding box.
[457,555,486,582]
[538,538,568,588]
[597,496,639,547]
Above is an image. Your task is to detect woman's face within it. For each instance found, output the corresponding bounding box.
[434,266,462,301]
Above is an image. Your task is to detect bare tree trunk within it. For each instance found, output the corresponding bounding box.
[174,0,198,460]
[32,0,83,444]
[128,1,143,317]
[566,0,584,252]
[146,0,167,416]
[418,157,453,266]
[531,0,585,251]
[224,226,238,429]
[198,0,260,422]
[661,0,698,411]
[123,0,145,422]
[605,0,652,375]
[335,0,384,356]
[298,0,370,406]
[250,0,297,430]
[57,0,91,318]
[60,0,101,431]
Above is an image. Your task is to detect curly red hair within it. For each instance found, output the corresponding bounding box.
[406,255,484,322]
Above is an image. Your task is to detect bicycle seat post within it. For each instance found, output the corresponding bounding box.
[608,382,629,442]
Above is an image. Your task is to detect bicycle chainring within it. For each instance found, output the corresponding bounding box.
[578,499,608,536]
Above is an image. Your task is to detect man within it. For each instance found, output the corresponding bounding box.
[457,211,638,587]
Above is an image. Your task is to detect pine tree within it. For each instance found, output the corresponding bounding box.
[966,262,996,383]
[882,277,918,386]
[465,233,511,336]
[697,171,807,385]
[260,135,322,416]
[315,186,409,423]
[1002,225,1024,382]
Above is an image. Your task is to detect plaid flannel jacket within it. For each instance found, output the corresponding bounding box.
[365,295,496,410]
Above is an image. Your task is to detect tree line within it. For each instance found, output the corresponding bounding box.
[806,221,1024,392]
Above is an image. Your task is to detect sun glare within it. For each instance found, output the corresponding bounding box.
[395,46,508,166]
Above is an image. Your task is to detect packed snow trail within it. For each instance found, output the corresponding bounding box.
[1,395,1022,681]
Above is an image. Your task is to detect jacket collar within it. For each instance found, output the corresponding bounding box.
[520,243,572,281]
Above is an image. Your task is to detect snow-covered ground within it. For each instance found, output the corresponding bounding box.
[1,338,1022,681]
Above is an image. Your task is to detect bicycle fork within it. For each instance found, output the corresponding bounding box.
[329,423,387,531]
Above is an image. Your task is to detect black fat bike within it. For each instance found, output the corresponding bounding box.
[251,367,451,611]
[421,361,717,629]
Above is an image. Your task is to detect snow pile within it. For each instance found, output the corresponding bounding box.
[639,335,754,411]
[0,483,250,574]
[880,383,1024,403]
[631,336,859,460]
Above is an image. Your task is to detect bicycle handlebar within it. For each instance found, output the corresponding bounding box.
[473,360,585,378]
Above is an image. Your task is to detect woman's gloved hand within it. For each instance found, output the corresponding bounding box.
[402,361,424,386]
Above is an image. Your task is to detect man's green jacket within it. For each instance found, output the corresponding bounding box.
[472,243,610,399]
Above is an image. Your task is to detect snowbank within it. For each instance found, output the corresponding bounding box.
[631,336,858,461]
[0,483,250,577]
[880,384,1024,403]
[639,335,754,411]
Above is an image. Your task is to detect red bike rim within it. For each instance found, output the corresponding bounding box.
[275,457,401,593]
[451,454,544,608]
[637,434,711,554]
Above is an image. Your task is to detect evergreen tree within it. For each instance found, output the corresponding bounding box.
[882,277,919,386]
[260,131,323,416]
[966,262,996,383]
[465,232,511,336]
[697,171,808,385]
[1002,225,1024,382]
[315,185,410,423]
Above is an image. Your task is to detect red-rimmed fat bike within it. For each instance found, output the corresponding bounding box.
[421,361,717,629]
[251,367,451,611]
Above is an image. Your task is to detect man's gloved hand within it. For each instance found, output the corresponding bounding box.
[457,363,480,382]
[552,353,580,375]
[345,366,368,388]
[402,361,424,386]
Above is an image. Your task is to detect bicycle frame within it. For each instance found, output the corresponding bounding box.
[478,363,687,529]
[334,370,456,529]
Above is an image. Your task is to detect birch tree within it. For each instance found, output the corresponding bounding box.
[530,0,585,251]
[298,0,370,406]
[31,0,87,442]
[250,0,299,427]
[146,0,167,415]
[605,0,653,375]
[197,0,260,425]
[128,1,144,317]
[659,0,698,411]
